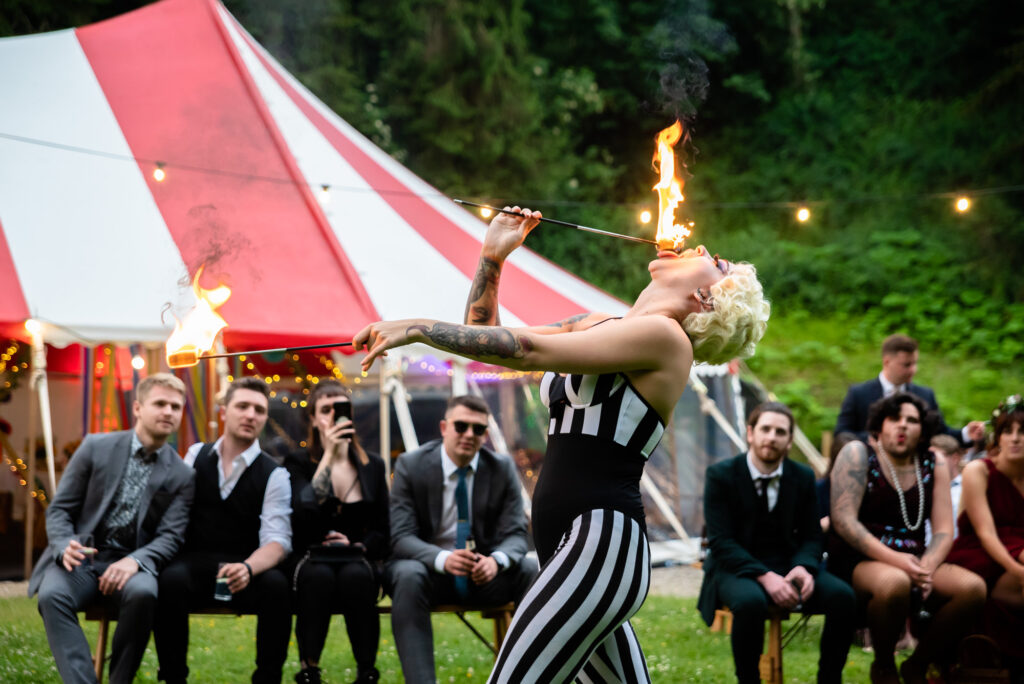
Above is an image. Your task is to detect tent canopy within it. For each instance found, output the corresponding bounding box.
[0,0,627,350]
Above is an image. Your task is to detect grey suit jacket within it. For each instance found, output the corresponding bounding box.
[389,438,529,569]
[28,430,195,595]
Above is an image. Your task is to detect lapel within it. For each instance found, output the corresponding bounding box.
[472,449,492,535]
[98,431,134,516]
[734,454,759,511]
[867,378,884,403]
[775,461,798,529]
[426,445,444,534]
[136,443,174,535]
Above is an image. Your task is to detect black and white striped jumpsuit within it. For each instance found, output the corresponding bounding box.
[488,370,664,683]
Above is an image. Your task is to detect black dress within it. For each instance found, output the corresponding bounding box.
[284,448,389,672]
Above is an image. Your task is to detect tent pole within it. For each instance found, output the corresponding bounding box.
[23,364,39,579]
[378,359,391,484]
[387,361,419,454]
[29,331,56,494]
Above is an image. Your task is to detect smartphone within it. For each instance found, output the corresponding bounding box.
[332,401,352,425]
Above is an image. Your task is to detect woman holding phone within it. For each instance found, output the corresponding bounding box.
[284,379,389,684]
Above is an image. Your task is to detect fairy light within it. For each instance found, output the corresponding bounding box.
[319,184,331,205]
[639,210,652,224]
[153,162,166,182]
[796,206,811,222]
[955,196,971,213]
[480,207,493,219]
[131,355,146,370]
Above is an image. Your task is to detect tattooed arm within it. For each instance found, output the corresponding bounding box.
[355,315,688,378]
[463,206,542,326]
[830,442,912,567]
[310,457,333,505]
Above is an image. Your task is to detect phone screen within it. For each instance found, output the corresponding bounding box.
[332,401,352,425]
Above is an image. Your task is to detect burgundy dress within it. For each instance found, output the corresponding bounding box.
[947,458,1024,583]
[946,457,1024,658]
[827,447,935,583]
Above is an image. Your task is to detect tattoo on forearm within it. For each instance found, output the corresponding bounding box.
[409,322,527,360]
[831,442,877,555]
[545,313,587,329]
[312,466,332,504]
[464,256,502,325]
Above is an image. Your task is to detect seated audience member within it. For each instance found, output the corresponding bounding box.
[386,395,538,684]
[929,434,966,541]
[699,402,856,684]
[285,380,389,684]
[154,377,292,684]
[31,374,194,684]
[946,394,1024,659]
[829,392,986,684]
[835,334,984,446]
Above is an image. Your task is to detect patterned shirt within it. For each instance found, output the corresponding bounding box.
[96,433,158,552]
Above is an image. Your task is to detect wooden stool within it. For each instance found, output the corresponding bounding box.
[758,607,788,684]
[710,607,733,634]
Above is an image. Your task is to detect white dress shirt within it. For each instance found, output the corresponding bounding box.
[746,451,784,512]
[185,438,292,554]
[432,446,509,573]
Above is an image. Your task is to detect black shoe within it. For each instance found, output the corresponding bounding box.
[295,666,322,684]
[353,666,379,683]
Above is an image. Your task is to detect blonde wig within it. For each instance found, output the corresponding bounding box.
[682,262,770,365]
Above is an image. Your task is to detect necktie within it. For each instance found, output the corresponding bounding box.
[757,476,775,512]
[454,466,471,598]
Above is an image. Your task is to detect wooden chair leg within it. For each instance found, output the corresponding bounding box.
[758,615,784,684]
[711,608,733,634]
[492,609,511,656]
[93,615,109,684]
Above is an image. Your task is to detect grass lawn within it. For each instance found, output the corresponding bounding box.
[0,592,876,682]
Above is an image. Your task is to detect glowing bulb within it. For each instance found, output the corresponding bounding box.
[955,196,970,213]
[24,319,42,336]
[319,184,331,205]
[639,210,652,224]
[480,208,493,219]
[131,355,146,370]
[796,207,811,223]
[153,163,166,182]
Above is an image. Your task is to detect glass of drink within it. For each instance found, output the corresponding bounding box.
[214,563,232,601]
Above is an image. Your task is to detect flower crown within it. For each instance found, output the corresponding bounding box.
[989,394,1024,427]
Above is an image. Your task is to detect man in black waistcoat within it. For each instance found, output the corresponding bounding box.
[154,377,293,684]
[30,373,194,684]
[698,402,856,684]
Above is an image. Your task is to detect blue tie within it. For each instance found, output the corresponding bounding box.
[454,466,471,598]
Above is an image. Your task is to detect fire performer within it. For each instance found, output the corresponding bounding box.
[354,207,770,682]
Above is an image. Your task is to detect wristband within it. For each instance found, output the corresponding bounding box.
[242,561,254,581]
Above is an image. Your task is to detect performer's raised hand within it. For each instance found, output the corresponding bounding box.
[482,206,542,262]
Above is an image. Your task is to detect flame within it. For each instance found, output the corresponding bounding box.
[652,120,691,250]
[165,266,231,368]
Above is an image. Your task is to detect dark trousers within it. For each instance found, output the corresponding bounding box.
[385,558,539,684]
[154,552,292,684]
[718,569,856,684]
[36,554,158,684]
[295,559,381,673]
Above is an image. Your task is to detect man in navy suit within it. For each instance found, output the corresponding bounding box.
[835,334,984,444]
[699,402,856,684]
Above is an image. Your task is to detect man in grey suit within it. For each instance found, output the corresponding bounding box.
[29,373,195,684]
[387,395,537,684]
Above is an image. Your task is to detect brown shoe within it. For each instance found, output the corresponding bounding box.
[870,661,900,684]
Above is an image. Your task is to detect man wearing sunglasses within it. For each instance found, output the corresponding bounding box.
[386,395,537,684]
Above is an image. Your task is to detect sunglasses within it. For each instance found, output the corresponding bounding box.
[453,421,488,436]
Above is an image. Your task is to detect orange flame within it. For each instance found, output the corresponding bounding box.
[165,266,231,368]
[652,120,692,250]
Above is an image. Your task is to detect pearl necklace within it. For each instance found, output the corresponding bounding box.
[877,444,925,531]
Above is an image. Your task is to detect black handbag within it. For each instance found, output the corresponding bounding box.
[305,543,365,564]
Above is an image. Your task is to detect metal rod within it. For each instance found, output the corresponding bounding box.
[200,341,353,361]
[453,199,658,246]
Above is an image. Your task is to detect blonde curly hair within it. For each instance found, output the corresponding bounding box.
[682,262,770,365]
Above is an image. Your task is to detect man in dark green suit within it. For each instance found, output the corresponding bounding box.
[698,402,856,684]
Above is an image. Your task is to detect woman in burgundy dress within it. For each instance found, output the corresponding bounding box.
[947,394,1024,656]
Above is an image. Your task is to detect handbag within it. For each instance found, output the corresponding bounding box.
[305,542,365,564]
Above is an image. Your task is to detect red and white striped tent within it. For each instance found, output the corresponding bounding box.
[0,0,626,351]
